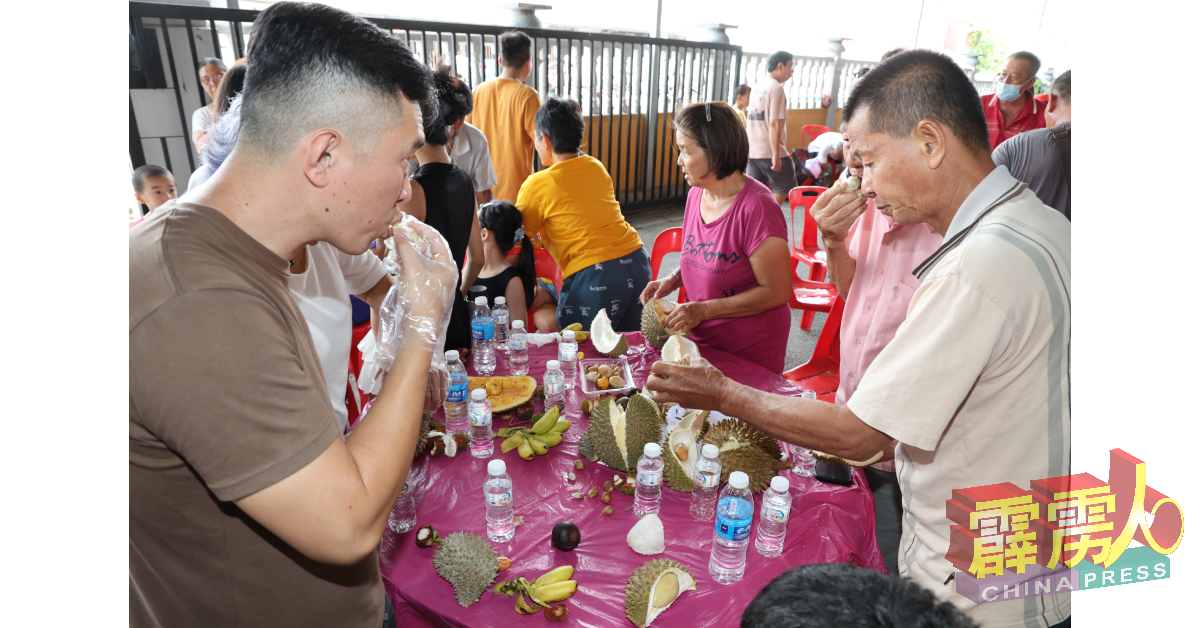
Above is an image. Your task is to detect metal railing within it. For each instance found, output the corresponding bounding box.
[128,1,742,211]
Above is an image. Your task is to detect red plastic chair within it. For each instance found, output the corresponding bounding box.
[800,124,831,151]
[533,248,563,291]
[345,320,373,424]
[782,295,845,401]
[649,227,686,302]
[788,186,830,330]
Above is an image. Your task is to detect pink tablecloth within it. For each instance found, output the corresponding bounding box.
[380,333,884,628]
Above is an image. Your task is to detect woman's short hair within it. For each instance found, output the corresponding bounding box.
[534,98,584,154]
[672,101,748,180]
[215,64,247,116]
[198,57,227,72]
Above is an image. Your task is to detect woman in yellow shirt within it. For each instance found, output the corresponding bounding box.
[516,98,651,331]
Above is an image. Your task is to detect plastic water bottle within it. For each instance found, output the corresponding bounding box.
[387,473,417,533]
[467,389,494,458]
[471,297,496,374]
[689,443,723,521]
[508,320,529,376]
[544,360,566,412]
[484,459,515,542]
[755,476,793,557]
[557,330,578,389]
[634,442,664,517]
[791,390,818,477]
[709,471,753,584]
[443,350,469,433]
[493,297,510,351]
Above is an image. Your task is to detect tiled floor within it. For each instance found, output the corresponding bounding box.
[627,202,828,372]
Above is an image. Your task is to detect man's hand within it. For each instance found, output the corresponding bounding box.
[394,219,457,319]
[810,180,868,245]
[639,273,680,305]
[425,364,449,413]
[771,155,782,172]
[645,356,730,410]
[662,301,708,334]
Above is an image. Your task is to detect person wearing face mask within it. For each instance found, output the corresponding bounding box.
[980,51,1046,149]
[806,126,944,577]
[992,70,1071,220]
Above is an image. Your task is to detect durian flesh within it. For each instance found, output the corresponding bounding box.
[641,299,685,350]
[661,334,700,365]
[701,420,792,493]
[591,309,630,356]
[432,532,499,607]
[663,410,708,492]
[625,559,697,628]
[580,392,664,473]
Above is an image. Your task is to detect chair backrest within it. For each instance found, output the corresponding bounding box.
[800,124,832,150]
[649,227,687,302]
[787,186,828,251]
[813,295,845,363]
[533,247,563,290]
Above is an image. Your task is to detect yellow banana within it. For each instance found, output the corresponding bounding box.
[530,580,577,605]
[550,420,570,433]
[530,432,562,447]
[500,432,525,454]
[517,436,535,461]
[564,323,583,332]
[530,405,561,434]
[531,565,575,589]
[527,436,549,456]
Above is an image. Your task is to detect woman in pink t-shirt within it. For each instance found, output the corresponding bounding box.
[640,102,793,372]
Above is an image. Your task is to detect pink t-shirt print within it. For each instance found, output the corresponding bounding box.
[679,178,791,373]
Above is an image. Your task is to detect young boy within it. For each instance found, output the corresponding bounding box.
[132,165,177,217]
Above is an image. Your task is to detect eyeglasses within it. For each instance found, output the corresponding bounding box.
[200,74,225,86]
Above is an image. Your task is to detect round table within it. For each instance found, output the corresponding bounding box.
[381,332,885,627]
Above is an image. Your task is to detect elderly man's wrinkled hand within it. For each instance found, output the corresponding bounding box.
[810,180,868,245]
[645,356,729,410]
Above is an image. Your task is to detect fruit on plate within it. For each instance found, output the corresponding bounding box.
[641,299,687,350]
[467,376,537,412]
[624,559,697,627]
[662,410,710,492]
[660,335,700,365]
[590,309,629,356]
[577,392,663,473]
[701,420,792,493]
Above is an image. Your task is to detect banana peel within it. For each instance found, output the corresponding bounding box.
[514,590,541,615]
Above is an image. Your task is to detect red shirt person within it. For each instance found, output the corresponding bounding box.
[980,51,1046,149]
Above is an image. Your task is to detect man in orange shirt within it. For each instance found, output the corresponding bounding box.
[466,31,541,202]
[980,51,1046,149]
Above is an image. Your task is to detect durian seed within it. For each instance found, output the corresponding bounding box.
[586,371,601,382]
[603,505,614,515]
[609,375,625,388]
[513,516,524,526]
[676,444,689,462]
[498,557,512,571]
[588,487,599,498]
[604,480,614,491]
[573,460,585,470]
[601,492,611,504]
[567,473,576,482]
[572,492,586,499]
[597,377,609,389]
[652,572,680,608]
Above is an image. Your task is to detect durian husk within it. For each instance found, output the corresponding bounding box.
[663,410,709,492]
[432,532,499,607]
[624,392,666,463]
[591,309,630,357]
[624,558,697,628]
[811,449,884,467]
[413,412,436,457]
[641,299,685,351]
[701,420,792,493]
[579,392,664,473]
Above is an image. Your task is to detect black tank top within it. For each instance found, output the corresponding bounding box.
[414,162,476,351]
[473,266,533,310]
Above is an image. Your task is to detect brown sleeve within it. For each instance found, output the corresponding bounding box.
[130,288,340,502]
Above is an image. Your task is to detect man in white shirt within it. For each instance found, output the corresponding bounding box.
[407,120,498,207]
[647,49,1070,628]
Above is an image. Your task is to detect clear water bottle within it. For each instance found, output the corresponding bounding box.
[709,471,753,585]
[543,360,566,412]
[508,320,529,376]
[484,459,515,542]
[471,296,496,374]
[557,330,578,390]
[493,297,510,351]
[443,350,469,433]
[791,390,818,477]
[387,473,417,533]
[634,442,664,517]
[755,476,793,557]
[689,443,723,521]
[467,389,494,458]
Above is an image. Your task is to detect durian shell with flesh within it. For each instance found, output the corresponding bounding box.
[624,392,666,461]
[579,396,630,471]
[624,558,697,628]
[701,420,792,493]
[641,299,685,351]
[590,309,630,357]
[663,410,709,492]
[661,334,701,365]
[432,532,499,607]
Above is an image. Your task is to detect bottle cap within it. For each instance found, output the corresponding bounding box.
[488,460,506,476]
[475,296,488,305]
[512,320,524,330]
[495,296,506,305]
[643,442,662,458]
[471,389,487,401]
[770,476,791,493]
[445,349,459,361]
[701,444,720,459]
[547,360,560,370]
[729,471,750,489]
[562,330,575,340]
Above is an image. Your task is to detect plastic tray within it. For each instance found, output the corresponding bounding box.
[577,356,636,397]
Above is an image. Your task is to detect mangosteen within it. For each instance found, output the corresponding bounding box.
[551,520,581,552]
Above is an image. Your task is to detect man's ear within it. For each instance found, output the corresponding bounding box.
[913,119,947,170]
[1046,93,1059,113]
[302,130,342,188]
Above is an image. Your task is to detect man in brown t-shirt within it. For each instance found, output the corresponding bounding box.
[129,4,453,626]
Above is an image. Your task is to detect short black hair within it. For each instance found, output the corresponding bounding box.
[741,563,980,628]
[735,84,751,97]
[424,66,473,145]
[1008,51,1042,79]
[197,57,226,72]
[881,47,906,62]
[133,165,171,193]
[674,101,748,180]
[239,1,431,160]
[215,63,247,116]
[499,31,532,69]
[768,51,793,73]
[843,49,990,154]
[535,98,584,154]
[1051,69,1071,106]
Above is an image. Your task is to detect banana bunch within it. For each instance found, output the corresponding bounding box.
[493,565,578,615]
[497,406,570,461]
[563,322,589,342]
